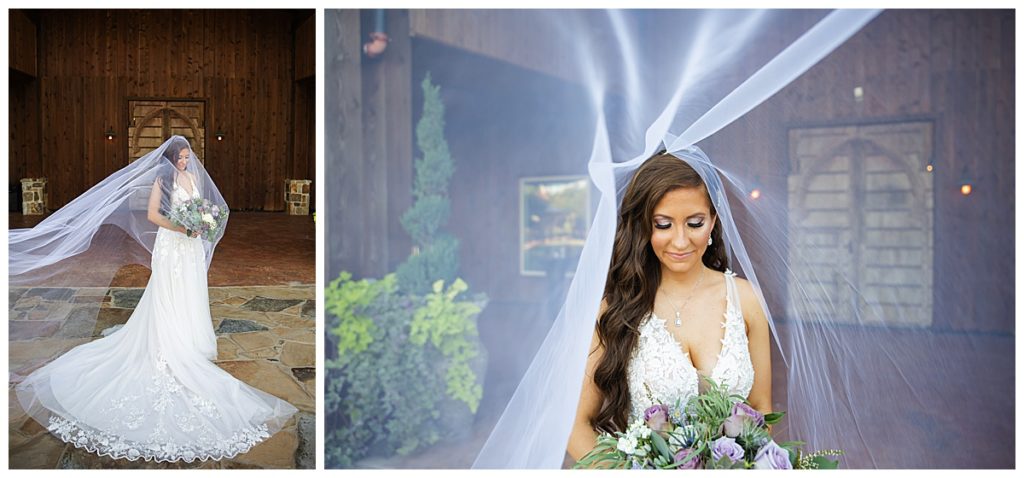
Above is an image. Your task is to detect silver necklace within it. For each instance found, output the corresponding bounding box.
[662,267,707,327]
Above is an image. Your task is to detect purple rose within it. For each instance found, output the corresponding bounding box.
[722,415,747,438]
[711,436,745,463]
[754,441,792,470]
[643,404,671,433]
[723,402,765,437]
[674,448,702,469]
[732,402,765,426]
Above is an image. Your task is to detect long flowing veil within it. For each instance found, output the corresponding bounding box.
[9,135,228,374]
[474,10,887,467]
[327,9,1014,469]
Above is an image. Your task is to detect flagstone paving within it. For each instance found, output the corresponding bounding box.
[8,285,316,469]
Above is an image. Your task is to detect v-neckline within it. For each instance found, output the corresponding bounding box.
[174,173,195,197]
[650,272,734,381]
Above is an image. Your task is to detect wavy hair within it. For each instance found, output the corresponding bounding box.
[590,152,728,433]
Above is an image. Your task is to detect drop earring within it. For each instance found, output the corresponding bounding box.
[708,236,713,246]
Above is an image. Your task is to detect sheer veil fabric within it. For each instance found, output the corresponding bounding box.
[336,8,1011,469]
[473,10,882,468]
[11,136,297,462]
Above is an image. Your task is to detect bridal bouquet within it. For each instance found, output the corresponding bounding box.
[575,379,843,469]
[169,198,229,241]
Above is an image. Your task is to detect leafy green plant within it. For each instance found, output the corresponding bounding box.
[324,72,487,468]
[325,272,395,356]
[410,278,483,413]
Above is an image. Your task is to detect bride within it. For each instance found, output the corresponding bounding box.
[13,136,296,463]
[566,152,772,460]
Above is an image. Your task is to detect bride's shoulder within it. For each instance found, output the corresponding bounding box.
[727,273,768,329]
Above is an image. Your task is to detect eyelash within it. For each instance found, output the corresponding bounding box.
[654,221,704,230]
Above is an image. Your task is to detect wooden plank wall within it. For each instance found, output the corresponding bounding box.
[409,9,620,85]
[326,9,366,280]
[328,10,1012,335]
[11,9,314,211]
[325,9,413,280]
[9,10,37,76]
[701,10,1014,334]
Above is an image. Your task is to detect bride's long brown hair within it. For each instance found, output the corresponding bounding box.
[590,153,728,433]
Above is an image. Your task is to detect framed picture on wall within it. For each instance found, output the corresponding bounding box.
[519,175,590,276]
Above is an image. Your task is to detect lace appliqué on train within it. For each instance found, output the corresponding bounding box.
[46,354,270,463]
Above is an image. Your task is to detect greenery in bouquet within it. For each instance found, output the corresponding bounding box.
[169,197,228,241]
[575,378,843,469]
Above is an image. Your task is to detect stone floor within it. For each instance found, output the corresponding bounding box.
[8,285,316,469]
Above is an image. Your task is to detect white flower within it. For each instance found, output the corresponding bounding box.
[637,425,652,439]
[617,435,638,455]
[626,420,652,440]
[202,213,215,224]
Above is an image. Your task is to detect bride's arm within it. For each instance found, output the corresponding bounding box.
[566,301,608,462]
[739,280,773,415]
[147,178,188,234]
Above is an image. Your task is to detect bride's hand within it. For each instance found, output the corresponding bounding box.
[177,226,199,238]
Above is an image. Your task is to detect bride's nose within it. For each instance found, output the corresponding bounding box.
[671,227,691,248]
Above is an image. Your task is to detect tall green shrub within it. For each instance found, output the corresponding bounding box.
[396,73,459,294]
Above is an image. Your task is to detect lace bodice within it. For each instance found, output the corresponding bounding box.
[171,176,199,205]
[627,269,755,421]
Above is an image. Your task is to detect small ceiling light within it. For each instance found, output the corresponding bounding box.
[854,86,864,102]
[926,163,934,173]
[959,166,973,196]
[215,131,225,141]
[105,129,116,141]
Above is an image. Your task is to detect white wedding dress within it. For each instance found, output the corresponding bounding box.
[627,269,755,421]
[15,180,297,463]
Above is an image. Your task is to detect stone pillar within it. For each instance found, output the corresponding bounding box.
[285,179,312,215]
[20,178,47,215]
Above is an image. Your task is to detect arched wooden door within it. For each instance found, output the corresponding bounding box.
[127,100,206,163]
[787,122,934,327]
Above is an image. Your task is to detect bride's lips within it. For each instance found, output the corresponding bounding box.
[665,251,694,261]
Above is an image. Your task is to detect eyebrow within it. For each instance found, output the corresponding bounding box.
[653,213,706,220]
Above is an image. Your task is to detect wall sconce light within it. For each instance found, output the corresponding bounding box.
[105,129,116,141]
[959,166,973,196]
[925,163,934,173]
[749,176,763,200]
[853,86,864,102]
[215,131,225,141]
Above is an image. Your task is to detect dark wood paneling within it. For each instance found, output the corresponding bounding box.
[326,10,366,280]
[9,73,41,190]
[292,77,316,209]
[295,14,315,81]
[703,10,1014,334]
[409,10,611,83]
[9,10,37,76]
[13,9,314,211]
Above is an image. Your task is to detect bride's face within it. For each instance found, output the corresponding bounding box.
[649,187,715,275]
[176,148,190,171]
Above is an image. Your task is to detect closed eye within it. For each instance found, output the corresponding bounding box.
[687,221,705,228]
[654,222,671,230]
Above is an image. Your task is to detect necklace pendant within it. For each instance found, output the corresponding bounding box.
[674,312,682,327]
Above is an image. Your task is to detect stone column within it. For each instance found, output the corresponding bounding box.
[284,179,312,215]
[20,178,47,215]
